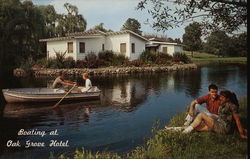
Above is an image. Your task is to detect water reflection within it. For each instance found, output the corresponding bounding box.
[0,64,247,159]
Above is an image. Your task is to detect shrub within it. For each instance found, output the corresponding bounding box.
[112,54,129,66]
[85,51,97,61]
[128,59,144,67]
[20,56,35,71]
[172,52,191,63]
[76,59,106,68]
[35,57,48,68]
[63,57,75,68]
[155,58,171,65]
[98,50,114,63]
[156,52,173,60]
[140,50,157,62]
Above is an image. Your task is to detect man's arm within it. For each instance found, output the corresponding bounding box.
[61,81,75,87]
[188,100,198,117]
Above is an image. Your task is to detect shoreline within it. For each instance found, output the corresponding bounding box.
[13,63,198,77]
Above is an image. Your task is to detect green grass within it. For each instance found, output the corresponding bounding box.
[51,97,248,159]
[184,51,247,64]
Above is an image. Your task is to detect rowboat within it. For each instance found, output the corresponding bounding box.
[2,86,101,103]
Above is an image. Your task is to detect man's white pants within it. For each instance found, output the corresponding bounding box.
[185,104,218,121]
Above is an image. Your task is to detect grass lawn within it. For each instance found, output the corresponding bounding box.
[184,51,247,64]
[53,97,248,159]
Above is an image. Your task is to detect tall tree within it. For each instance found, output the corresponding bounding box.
[0,0,46,74]
[56,3,87,36]
[137,0,247,35]
[204,30,230,57]
[121,18,142,35]
[37,5,57,38]
[182,22,202,57]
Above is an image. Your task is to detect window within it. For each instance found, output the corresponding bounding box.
[79,42,85,53]
[67,42,73,53]
[120,43,126,54]
[102,44,105,51]
[131,43,135,53]
[163,47,168,53]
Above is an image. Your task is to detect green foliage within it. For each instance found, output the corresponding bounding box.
[85,52,97,61]
[136,0,247,34]
[203,30,231,57]
[0,0,46,73]
[90,23,113,33]
[139,50,157,63]
[98,50,114,63]
[182,22,202,53]
[47,50,75,68]
[121,18,142,35]
[140,50,173,65]
[172,52,191,64]
[76,60,105,68]
[112,54,128,66]
[55,3,87,36]
[20,56,36,71]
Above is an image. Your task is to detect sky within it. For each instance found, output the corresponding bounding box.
[31,0,187,40]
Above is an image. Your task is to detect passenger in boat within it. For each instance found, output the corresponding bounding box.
[182,90,247,139]
[183,84,221,126]
[79,73,93,93]
[52,71,76,90]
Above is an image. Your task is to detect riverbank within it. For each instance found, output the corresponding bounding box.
[13,63,197,77]
[52,97,247,159]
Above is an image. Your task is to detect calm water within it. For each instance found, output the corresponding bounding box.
[0,64,247,159]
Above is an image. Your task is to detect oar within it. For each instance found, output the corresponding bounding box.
[52,84,77,109]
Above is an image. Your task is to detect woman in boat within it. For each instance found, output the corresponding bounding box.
[79,73,93,93]
[52,71,76,90]
[182,90,247,139]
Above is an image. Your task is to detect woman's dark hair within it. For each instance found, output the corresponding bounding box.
[220,90,240,107]
[220,90,232,99]
[208,84,218,91]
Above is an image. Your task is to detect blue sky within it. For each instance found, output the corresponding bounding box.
[31,0,187,39]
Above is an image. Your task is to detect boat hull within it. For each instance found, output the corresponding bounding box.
[2,87,101,103]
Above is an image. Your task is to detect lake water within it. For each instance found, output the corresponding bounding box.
[0,64,247,159]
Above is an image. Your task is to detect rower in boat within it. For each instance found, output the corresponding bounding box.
[52,71,76,92]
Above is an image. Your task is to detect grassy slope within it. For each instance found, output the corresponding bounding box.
[54,98,247,159]
[184,51,247,64]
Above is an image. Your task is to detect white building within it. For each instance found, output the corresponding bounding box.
[39,30,148,61]
[146,38,183,56]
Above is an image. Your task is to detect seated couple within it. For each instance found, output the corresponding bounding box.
[52,71,92,93]
[165,84,247,139]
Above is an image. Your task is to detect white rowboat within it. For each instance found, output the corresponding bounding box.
[2,87,101,103]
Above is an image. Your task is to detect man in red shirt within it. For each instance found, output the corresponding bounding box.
[184,84,221,126]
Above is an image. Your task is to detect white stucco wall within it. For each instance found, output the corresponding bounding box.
[47,40,77,60]
[174,45,183,53]
[46,33,147,61]
[106,34,130,57]
[129,35,146,60]
[75,37,105,60]
[158,44,175,56]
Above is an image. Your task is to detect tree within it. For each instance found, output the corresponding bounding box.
[174,38,182,44]
[182,22,202,57]
[90,23,113,32]
[231,32,247,57]
[137,0,247,35]
[204,30,230,57]
[121,18,142,35]
[0,0,46,74]
[56,3,87,36]
[37,5,57,38]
